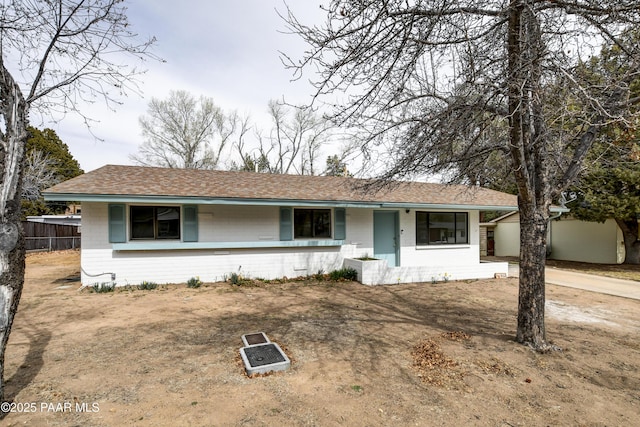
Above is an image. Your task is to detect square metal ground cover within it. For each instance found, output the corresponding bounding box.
[241,332,270,347]
[240,343,291,375]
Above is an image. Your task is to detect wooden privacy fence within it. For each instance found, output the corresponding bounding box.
[22,221,81,252]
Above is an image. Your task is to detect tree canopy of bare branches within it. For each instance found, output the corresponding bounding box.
[132,90,241,170]
[235,100,333,175]
[283,0,640,351]
[21,150,59,201]
[0,0,157,402]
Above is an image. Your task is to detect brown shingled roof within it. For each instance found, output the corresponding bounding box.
[44,164,518,208]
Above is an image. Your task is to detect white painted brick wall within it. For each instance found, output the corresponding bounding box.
[81,202,111,250]
[198,205,279,242]
[81,246,351,285]
[344,208,374,258]
[79,203,496,286]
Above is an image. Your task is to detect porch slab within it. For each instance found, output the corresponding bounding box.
[344,258,509,285]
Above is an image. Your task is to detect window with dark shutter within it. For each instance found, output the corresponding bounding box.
[130,206,180,240]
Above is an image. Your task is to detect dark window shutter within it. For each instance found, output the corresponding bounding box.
[108,204,126,243]
[183,205,198,242]
[280,207,293,241]
[334,208,346,240]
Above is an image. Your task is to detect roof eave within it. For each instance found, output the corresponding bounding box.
[43,192,382,208]
[378,202,519,211]
[43,192,523,210]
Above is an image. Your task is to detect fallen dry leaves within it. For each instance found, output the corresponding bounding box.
[411,331,470,386]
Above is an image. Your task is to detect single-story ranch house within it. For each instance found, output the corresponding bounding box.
[44,165,533,286]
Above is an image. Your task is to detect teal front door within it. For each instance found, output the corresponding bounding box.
[373,211,399,267]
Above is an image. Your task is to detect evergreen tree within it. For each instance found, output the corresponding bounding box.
[570,124,640,264]
[324,155,351,177]
[21,127,83,217]
[568,29,640,264]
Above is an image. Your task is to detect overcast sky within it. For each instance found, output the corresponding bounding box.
[46,1,327,172]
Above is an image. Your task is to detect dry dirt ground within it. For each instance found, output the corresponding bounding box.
[3,251,640,426]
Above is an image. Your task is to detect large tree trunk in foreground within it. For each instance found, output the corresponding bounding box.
[506,1,558,352]
[516,201,551,350]
[0,221,24,403]
[0,66,28,403]
[616,218,640,265]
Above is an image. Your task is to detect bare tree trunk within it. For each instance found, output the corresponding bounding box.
[0,223,24,403]
[516,200,550,350]
[0,66,28,402]
[616,218,640,264]
[507,2,555,351]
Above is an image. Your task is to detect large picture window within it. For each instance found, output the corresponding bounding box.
[416,212,468,245]
[294,209,331,238]
[130,206,180,240]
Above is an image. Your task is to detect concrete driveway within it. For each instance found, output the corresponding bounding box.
[508,264,640,300]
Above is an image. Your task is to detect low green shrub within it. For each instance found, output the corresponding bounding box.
[328,267,358,281]
[138,281,158,290]
[229,272,241,285]
[227,272,256,286]
[91,282,115,293]
[187,276,203,288]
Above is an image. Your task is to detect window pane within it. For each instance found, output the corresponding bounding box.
[456,213,468,244]
[294,209,313,238]
[130,206,181,240]
[416,212,428,245]
[131,206,155,239]
[416,211,468,245]
[313,210,331,238]
[294,209,331,238]
[429,213,455,244]
[157,207,180,239]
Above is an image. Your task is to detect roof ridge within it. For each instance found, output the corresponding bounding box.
[43,164,520,209]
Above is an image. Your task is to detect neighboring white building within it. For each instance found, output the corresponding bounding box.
[488,212,625,264]
[483,211,521,258]
[44,165,531,286]
[26,214,81,227]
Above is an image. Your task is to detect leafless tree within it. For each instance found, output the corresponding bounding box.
[131,90,239,169]
[0,0,157,402]
[283,0,640,351]
[242,100,332,175]
[21,150,59,201]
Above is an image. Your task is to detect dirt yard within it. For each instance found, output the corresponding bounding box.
[3,251,640,426]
